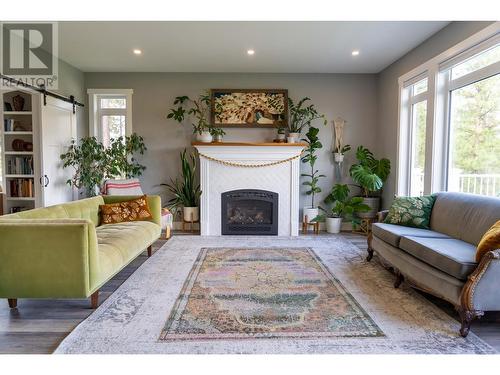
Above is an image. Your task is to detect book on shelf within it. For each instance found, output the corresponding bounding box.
[9,178,34,198]
[4,118,15,131]
[6,156,34,175]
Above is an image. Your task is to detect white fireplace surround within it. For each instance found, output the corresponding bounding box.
[193,143,305,236]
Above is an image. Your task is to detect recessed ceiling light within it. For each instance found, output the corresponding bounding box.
[352,50,360,56]
[133,49,142,55]
[247,49,255,55]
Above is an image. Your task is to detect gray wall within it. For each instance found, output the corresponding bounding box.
[84,73,378,209]
[56,59,87,139]
[376,21,495,207]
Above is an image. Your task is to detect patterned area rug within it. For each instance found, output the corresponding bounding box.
[55,235,496,354]
[160,247,382,340]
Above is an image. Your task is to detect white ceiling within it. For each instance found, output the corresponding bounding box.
[59,21,449,73]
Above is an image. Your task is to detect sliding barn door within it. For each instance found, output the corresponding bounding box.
[40,97,77,206]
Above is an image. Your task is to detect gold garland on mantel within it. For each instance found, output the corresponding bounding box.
[198,152,302,168]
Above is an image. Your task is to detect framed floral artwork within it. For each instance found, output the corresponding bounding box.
[210,89,288,128]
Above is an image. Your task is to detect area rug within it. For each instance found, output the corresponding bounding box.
[160,247,382,340]
[55,235,496,354]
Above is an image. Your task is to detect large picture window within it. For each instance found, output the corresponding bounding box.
[398,27,500,197]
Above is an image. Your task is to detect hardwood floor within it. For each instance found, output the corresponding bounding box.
[0,233,498,354]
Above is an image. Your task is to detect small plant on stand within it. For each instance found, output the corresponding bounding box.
[349,145,391,218]
[315,184,370,233]
[167,92,213,143]
[301,126,325,223]
[161,149,201,224]
[288,97,327,142]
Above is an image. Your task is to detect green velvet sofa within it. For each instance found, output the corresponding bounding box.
[0,195,161,309]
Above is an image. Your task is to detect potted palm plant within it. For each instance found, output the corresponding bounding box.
[162,149,201,222]
[167,93,213,143]
[349,146,391,218]
[301,126,325,222]
[288,97,327,141]
[315,184,370,233]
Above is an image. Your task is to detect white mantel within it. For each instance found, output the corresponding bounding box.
[193,142,306,236]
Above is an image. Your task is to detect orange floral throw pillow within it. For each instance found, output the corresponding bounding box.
[100,195,153,225]
[476,220,500,262]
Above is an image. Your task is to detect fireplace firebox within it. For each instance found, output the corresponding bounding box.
[221,189,278,235]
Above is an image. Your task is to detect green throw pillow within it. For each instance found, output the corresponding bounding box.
[384,194,436,229]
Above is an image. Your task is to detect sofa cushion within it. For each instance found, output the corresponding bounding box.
[96,221,161,281]
[372,222,450,247]
[399,236,477,280]
[430,192,500,246]
[384,194,436,229]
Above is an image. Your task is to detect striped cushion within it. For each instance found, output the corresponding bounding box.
[104,179,144,195]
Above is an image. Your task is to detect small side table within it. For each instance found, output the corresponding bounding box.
[302,215,320,234]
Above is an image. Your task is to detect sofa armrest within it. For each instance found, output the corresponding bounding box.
[103,195,162,227]
[0,219,99,298]
[377,210,389,222]
[461,249,500,312]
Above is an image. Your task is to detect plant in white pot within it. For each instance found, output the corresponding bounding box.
[167,93,213,143]
[211,127,226,143]
[349,146,391,219]
[315,184,370,233]
[162,149,201,223]
[288,97,327,142]
[301,126,325,223]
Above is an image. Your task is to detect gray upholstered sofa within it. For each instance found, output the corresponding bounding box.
[367,192,500,337]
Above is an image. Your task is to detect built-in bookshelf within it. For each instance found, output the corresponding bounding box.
[1,89,37,214]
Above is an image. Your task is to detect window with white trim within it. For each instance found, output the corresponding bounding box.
[398,26,500,198]
[88,89,133,146]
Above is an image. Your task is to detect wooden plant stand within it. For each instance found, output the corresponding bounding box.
[182,212,199,233]
[302,215,320,234]
[353,218,375,236]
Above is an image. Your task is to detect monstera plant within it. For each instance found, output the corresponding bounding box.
[349,145,391,218]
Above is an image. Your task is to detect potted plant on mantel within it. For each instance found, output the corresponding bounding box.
[315,184,370,233]
[301,126,325,223]
[211,127,226,143]
[167,93,213,143]
[288,97,327,142]
[349,146,391,219]
[162,149,201,223]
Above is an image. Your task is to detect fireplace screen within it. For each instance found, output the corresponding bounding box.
[221,189,278,235]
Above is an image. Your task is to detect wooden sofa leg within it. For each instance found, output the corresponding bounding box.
[366,233,374,262]
[394,271,404,288]
[457,307,484,337]
[91,291,99,309]
[147,245,152,257]
[7,298,17,308]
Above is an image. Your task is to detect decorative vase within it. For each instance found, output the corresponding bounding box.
[333,153,344,163]
[183,206,199,222]
[213,134,223,143]
[303,207,319,223]
[196,131,213,143]
[357,197,380,219]
[277,133,286,140]
[326,217,342,234]
[12,95,25,111]
[288,132,300,143]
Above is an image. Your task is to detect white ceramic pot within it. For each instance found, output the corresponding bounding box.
[277,133,286,140]
[288,132,300,142]
[326,217,342,234]
[213,134,223,143]
[333,153,344,163]
[286,137,296,143]
[196,131,213,143]
[303,207,319,223]
[183,206,199,222]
